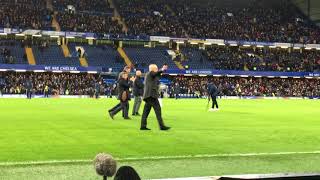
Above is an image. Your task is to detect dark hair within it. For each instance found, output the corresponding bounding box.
[114,166,141,180]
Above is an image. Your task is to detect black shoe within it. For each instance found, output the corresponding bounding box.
[140,127,151,130]
[160,126,171,131]
[108,111,114,120]
[124,117,131,120]
[135,113,141,116]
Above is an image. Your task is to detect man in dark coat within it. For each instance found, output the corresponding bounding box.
[132,70,144,116]
[25,77,33,99]
[95,81,101,99]
[117,72,131,119]
[174,82,180,99]
[208,82,219,111]
[140,64,170,131]
[108,66,132,119]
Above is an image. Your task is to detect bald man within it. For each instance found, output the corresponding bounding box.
[140,64,170,131]
[132,70,144,116]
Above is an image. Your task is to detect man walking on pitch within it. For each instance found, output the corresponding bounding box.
[208,82,219,111]
[108,66,132,119]
[25,77,33,99]
[140,64,170,131]
[118,72,132,119]
[132,70,144,116]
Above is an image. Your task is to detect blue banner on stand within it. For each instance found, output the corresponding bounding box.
[0,64,102,72]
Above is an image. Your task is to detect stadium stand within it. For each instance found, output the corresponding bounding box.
[169,76,320,97]
[206,46,320,72]
[32,44,80,66]
[117,0,320,43]
[0,1,52,30]
[82,45,125,68]
[56,12,122,33]
[123,47,177,69]
[1,72,103,95]
[53,0,113,14]
[0,41,27,65]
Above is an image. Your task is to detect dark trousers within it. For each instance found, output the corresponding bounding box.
[121,101,129,118]
[26,89,32,99]
[141,97,165,128]
[211,95,219,109]
[44,91,49,98]
[109,102,129,118]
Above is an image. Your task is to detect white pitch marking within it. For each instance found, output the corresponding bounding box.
[1,151,320,166]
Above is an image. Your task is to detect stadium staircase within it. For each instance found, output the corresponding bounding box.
[107,0,129,33]
[52,12,61,31]
[174,61,185,70]
[25,47,36,65]
[61,44,71,57]
[117,47,133,66]
[46,0,62,31]
[79,57,88,67]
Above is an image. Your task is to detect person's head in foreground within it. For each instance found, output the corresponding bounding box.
[114,166,141,180]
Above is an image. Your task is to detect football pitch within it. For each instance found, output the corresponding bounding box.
[0,98,320,180]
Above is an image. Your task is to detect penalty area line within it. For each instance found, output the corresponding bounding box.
[1,151,320,166]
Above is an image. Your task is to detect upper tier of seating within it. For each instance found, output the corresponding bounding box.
[0,1,52,30]
[0,0,319,44]
[53,0,113,14]
[116,0,320,43]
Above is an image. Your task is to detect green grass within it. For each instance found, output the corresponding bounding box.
[0,98,320,179]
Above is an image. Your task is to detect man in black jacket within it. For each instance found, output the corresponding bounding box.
[108,66,132,119]
[118,72,131,119]
[140,64,170,131]
[25,77,33,99]
[132,70,144,116]
[208,82,219,111]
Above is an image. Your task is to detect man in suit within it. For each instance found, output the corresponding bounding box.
[140,64,170,131]
[108,66,131,119]
[132,70,144,116]
[25,77,33,99]
[208,82,219,111]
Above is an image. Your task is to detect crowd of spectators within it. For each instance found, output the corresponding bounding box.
[0,1,52,30]
[0,72,105,96]
[57,12,122,34]
[170,76,320,97]
[53,0,112,13]
[0,0,319,44]
[117,0,320,43]
[116,0,186,37]
[205,46,320,72]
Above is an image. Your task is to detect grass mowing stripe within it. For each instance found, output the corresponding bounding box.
[1,150,320,166]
